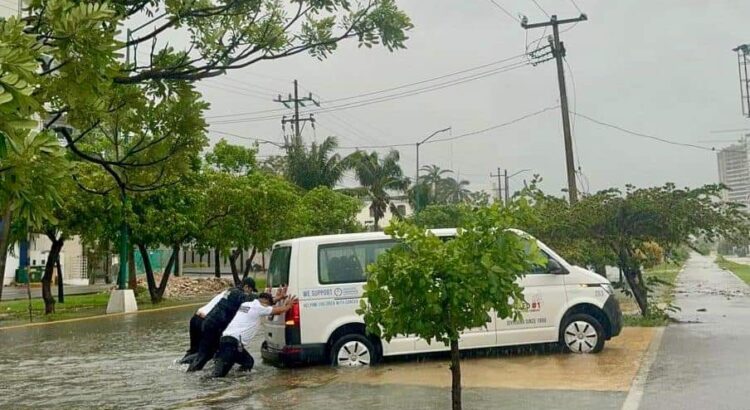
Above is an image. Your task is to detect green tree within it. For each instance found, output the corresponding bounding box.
[419,164,453,205]
[410,204,469,229]
[360,204,544,410]
[520,181,750,316]
[441,176,472,204]
[351,150,408,230]
[285,136,353,190]
[200,171,300,284]
[299,186,363,235]
[205,139,257,175]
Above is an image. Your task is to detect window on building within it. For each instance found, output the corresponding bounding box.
[397,205,407,215]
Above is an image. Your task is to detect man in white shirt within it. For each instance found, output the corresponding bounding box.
[180,289,228,363]
[212,292,297,377]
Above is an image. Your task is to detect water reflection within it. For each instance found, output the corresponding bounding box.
[0,306,631,409]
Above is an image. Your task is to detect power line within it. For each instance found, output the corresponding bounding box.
[209,60,532,124]
[430,106,559,143]
[569,0,582,13]
[530,0,551,18]
[206,54,528,120]
[572,112,729,152]
[485,0,521,22]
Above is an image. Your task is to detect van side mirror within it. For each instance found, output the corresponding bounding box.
[547,259,568,275]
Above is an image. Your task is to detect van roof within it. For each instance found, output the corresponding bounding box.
[273,228,458,248]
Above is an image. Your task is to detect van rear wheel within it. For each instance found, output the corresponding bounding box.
[561,313,605,354]
[330,334,378,367]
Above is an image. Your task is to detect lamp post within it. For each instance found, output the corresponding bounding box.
[415,127,451,212]
[504,168,532,204]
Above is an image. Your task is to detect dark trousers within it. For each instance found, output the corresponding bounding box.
[213,336,255,378]
[180,315,204,363]
[187,320,222,372]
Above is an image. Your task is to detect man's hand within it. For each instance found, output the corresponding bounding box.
[273,285,288,303]
[270,294,297,316]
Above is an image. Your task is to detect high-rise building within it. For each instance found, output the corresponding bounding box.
[717,139,750,207]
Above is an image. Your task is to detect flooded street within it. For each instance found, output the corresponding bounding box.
[0,306,642,410]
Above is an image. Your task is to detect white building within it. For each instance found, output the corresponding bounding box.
[717,140,750,208]
[355,196,413,231]
[2,235,88,286]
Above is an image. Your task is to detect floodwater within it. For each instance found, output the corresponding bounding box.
[0,306,635,410]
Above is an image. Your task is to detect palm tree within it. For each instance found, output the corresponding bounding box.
[351,150,408,230]
[440,177,472,204]
[419,165,453,204]
[284,135,352,190]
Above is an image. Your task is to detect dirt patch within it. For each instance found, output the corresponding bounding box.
[354,327,657,392]
[137,276,234,299]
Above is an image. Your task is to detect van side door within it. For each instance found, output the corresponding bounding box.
[495,251,567,346]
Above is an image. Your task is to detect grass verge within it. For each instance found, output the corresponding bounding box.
[616,261,683,327]
[0,277,267,327]
[716,255,750,285]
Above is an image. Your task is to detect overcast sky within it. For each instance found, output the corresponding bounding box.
[193,1,749,196]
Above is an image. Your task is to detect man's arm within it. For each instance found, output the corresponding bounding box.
[272,285,288,303]
[270,295,297,316]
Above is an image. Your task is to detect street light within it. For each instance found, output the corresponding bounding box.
[504,169,532,204]
[415,127,451,211]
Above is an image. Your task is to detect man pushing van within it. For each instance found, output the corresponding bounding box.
[187,277,259,372]
[212,292,297,377]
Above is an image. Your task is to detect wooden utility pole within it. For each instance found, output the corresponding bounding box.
[522,13,587,204]
[275,80,319,142]
[504,169,510,204]
[491,168,504,205]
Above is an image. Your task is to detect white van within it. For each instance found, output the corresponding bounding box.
[261,229,622,367]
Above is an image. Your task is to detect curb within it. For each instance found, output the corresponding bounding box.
[0,302,203,331]
[621,326,665,410]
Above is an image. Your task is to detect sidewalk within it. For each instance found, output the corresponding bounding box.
[1,283,112,301]
[639,253,750,409]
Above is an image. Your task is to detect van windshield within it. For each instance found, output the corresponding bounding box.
[268,246,292,287]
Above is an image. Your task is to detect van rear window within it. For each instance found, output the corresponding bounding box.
[318,240,396,284]
[268,247,292,287]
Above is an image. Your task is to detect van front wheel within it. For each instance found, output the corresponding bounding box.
[561,313,605,354]
[330,334,378,367]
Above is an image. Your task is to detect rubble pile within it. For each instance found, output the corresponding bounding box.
[136,276,234,299]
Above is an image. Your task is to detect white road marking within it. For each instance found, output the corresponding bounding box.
[621,326,666,410]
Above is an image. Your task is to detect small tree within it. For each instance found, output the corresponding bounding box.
[299,187,363,235]
[360,204,544,410]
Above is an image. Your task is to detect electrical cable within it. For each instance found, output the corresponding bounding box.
[485,0,521,22]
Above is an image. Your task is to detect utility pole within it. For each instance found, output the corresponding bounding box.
[491,168,504,205]
[733,44,750,118]
[504,169,510,205]
[275,80,319,143]
[522,13,587,204]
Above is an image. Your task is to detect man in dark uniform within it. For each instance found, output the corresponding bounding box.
[187,277,258,372]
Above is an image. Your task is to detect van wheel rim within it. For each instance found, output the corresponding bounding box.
[337,341,371,367]
[564,321,598,353]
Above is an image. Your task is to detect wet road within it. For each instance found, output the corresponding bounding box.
[640,253,750,410]
[0,304,639,410]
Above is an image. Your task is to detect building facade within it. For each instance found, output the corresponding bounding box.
[717,140,750,208]
[355,196,413,231]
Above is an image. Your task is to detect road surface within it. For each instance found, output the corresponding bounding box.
[640,253,750,409]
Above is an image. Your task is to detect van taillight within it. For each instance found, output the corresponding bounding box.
[285,300,300,327]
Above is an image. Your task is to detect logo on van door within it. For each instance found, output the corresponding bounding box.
[521,294,543,312]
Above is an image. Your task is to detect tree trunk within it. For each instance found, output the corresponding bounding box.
[128,245,137,292]
[0,207,12,302]
[243,247,257,280]
[137,243,159,304]
[154,246,177,303]
[623,267,649,316]
[450,339,462,410]
[229,248,241,286]
[104,246,112,284]
[41,236,64,315]
[56,255,64,304]
[173,244,181,277]
[214,249,221,278]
